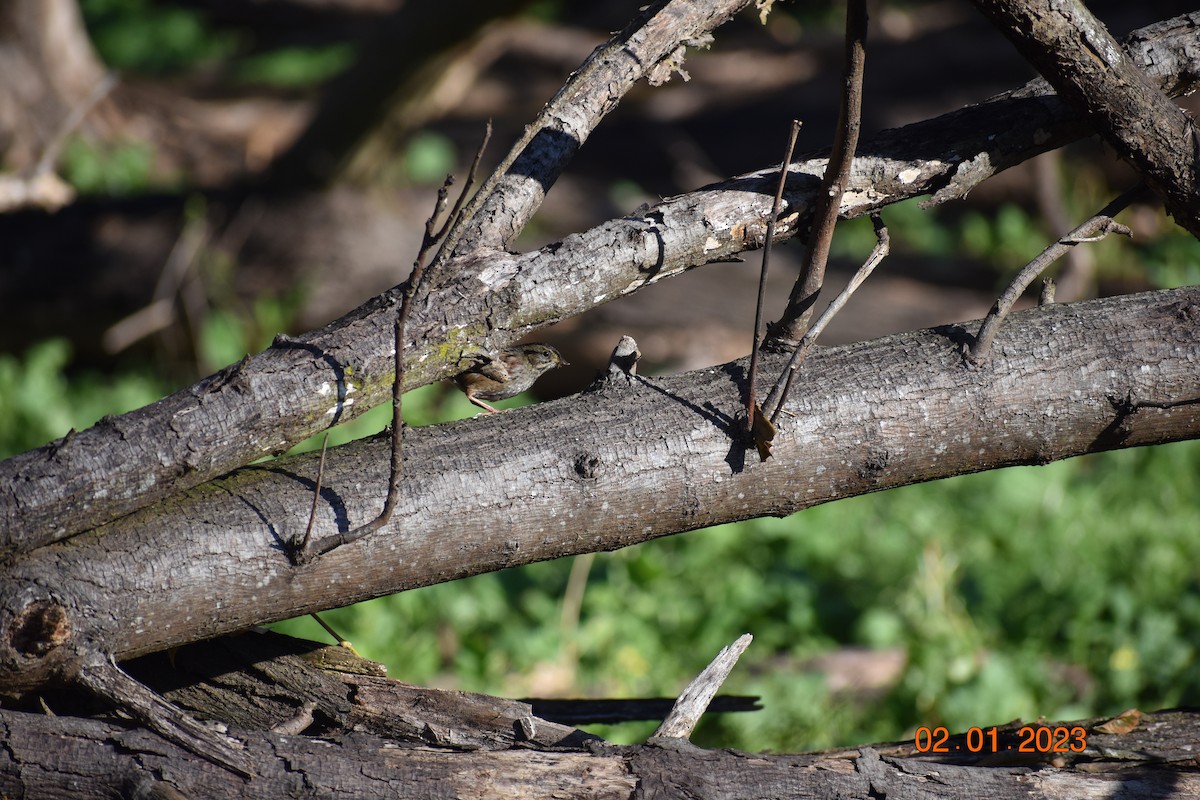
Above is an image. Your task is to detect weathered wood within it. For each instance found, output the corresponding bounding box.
[2,287,1197,691]
[5,704,1200,799]
[4,13,1199,555]
[972,0,1200,237]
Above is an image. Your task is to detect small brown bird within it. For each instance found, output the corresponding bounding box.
[454,344,569,413]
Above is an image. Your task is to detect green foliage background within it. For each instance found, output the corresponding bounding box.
[7,0,1198,753]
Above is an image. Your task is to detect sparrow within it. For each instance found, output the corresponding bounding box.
[454,344,569,413]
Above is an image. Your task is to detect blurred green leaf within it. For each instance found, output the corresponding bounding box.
[0,339,167,459]
[404,132,458,185]
[82,0,239,74]
[61,138,155,195]
[235,44,355,88]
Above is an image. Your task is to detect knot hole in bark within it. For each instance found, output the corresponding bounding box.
[10,599,71,656]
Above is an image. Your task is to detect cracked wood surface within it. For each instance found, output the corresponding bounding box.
[5,705,1200,799]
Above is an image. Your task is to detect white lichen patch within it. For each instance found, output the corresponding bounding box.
[477,257,521,289]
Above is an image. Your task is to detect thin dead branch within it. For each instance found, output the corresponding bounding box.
[102,204,210,354]
[75,652,254,778]
[34,72,119,177]
[651,634,752,741]
[0,72,117,214]
[746,120,801,448]
[290,123,492,565]
[768,0,867,345]
[762,215,890,426]
[968,186,1145,363]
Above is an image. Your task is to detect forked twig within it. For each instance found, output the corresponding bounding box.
[762,216,890,425]
[768,0,867,346]
[968,184,1145,363]
[746,120,801,446]
[290,123,493,565]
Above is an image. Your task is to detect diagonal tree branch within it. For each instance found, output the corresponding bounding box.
[2,287,1197,689]
[762,215,890,427]
[3,13,1200,557]
[264,0,528,190]
[439,0,756,258]
[971,0,1200,237]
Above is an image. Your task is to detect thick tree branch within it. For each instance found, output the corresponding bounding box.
[441,0,756,257]
[2,288,1197,689]
[972,0,1200,237]
[5,705,1200,798]
[3,13,1199,556]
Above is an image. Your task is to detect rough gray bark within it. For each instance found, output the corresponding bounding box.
[972,0,1200,236]
[4,11,1200,556]
[3,4,1200,796]
[3,287,1197,691]
[5,703,1200,799]
[442,0,755,256]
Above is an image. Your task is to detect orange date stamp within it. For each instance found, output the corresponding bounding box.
[914,725,1088,754]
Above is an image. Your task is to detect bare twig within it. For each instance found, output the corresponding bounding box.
[294,433,330,558]
[968,186,1145,363]
[291,124,492,564]
[768,0,867,345]
[432,119,492,247]
[763,216,890,425]
[746,120,801,443]
[308,608,361,656]
[651,633,752,741]
[103,201,211,354]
